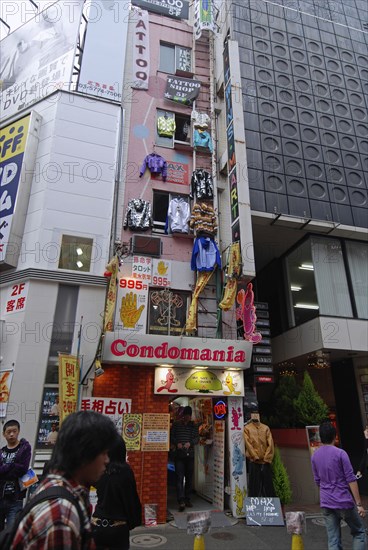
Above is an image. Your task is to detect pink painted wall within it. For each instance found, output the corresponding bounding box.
[122,13,208,261]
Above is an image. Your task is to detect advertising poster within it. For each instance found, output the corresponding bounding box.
[0,370,14,417]
[194,0,216,40]
[151,259,171,287]
[78,0,130,100]
[166,161,189,186]
[148,289,188,336]
[212,420,225,509]
[0,115,30,263]
[0,0,84,122]
[36,387,60,448]
[123,413,143,450]
[80,397,131,432]
[58,354,79,423]
[154,367,245,396]
[142,413,170,451]
[115,277,149,333]
[227,396,247,518]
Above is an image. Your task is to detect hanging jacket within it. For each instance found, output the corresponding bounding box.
[139,153,167,181]
[189,202,217,237]
[123,199,152,231]
[243,421,275,464]
[191,237,221,271]
[157,116,176,137]
[191,110,210,128]
[190,169,214,200]
[193,129,213,152]
[167,197,191,234]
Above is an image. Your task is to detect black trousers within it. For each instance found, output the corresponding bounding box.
[248,462,275,498]
[92,524,130,550]
[175,456,194,503]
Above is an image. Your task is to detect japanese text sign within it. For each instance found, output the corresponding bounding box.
[81,397,131,432]
[58,355,79,423]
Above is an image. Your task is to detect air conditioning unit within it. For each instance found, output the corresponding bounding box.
[131,235,162,257]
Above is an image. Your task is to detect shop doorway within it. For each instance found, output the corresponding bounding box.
[168,397,217,513]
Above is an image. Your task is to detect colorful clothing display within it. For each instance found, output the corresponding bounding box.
[191,110,210,128]
[167,197,191,234]
[123,199,152,231]
[139,153,167,181]
[219,242,241,311]
[190,169,214,200]
[193,129,213,152]
[189,202,217,236]
[157,115,176,137]
[236,283,262,343]
[191,237,221,271]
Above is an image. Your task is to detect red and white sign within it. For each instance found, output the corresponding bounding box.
[115,277,149,334]
[166,162,189,186]
[132,9,150,90]
[132,255,152,281]
[102,332,252,369]
[151,259,171,287]
[80,397,131,432]
[2,282,28,316]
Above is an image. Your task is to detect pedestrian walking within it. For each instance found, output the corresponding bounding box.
[0,420,31,531]
[311,420,366,550]
[170,406,199,511]
[11,410,119,549]
[92,437,141,550]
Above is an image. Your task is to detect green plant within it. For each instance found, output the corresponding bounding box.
[272,446,292,505]
[262,375,300,428]
[294,371,329,426]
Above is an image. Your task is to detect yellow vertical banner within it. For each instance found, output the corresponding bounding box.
[58,355,80,424]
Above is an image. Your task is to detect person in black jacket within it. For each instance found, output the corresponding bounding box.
[92,438,141,550]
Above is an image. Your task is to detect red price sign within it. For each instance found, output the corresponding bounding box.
[152,276,169,287]
[119,278,147,290]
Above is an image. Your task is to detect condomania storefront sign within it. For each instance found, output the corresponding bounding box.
[102,333,252,369]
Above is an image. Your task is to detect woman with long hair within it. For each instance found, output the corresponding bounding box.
[92,438,141,550]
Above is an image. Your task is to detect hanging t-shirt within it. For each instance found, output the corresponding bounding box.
[157,116,176,137]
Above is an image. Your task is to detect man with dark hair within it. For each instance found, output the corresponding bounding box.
[312,421,366,550]
[12,411,119,549]
[0,419,31,531]
[171,405,199,511]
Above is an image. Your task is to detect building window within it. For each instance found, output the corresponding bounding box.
[152,191,190,234]
[148,288,191,335]
[156,110,191,148]
[159,43,192,74]
[345,240,368,319]
[58,235,93,272]
[285,236,354,327]
[285,239,319,327]
[311,237,352,318]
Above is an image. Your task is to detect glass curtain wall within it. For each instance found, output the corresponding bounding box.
[345,241,368,319]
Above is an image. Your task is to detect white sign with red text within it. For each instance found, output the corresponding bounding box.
[115,277,149,333]
[80,397,131,432]
[132,255,152,282]
[2,282,29,316]
[151,259,171,287]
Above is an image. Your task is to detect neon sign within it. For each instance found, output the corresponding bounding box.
[214,400,227,419]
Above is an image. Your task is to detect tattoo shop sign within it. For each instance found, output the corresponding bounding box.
[131,0,189,20]
[132,9,150,90]
[165,76,201,106]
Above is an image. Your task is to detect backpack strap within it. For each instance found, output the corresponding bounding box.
[20,486,86,537]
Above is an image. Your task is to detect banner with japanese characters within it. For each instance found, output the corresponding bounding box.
[81,397,131,432]
[123,413,143,450]
[0,370,14,417]
[2,282,29,316]
[0,0,84,122]
[115,277,149,333]
[58,355,79,424]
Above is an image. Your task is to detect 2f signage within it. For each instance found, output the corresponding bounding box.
[3,282,28,315]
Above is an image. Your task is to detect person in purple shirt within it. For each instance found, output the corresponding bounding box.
[311,421,366,550]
